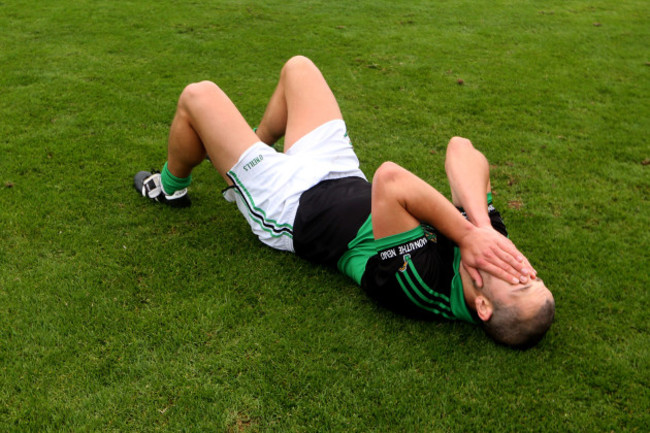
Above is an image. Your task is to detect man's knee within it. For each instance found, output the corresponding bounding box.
[178,80,224,111]
[180,80,221,101]
[281,55,318,78]
[447,136,473,152]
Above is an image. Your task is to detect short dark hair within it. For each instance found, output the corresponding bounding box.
[482,297,555,349]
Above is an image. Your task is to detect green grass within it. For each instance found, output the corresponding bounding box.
[1,0,648,431]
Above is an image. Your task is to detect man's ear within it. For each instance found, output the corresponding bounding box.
[475,296,493,322]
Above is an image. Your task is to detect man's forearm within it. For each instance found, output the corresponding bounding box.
[444,137,491,228]
[402,176,478,244]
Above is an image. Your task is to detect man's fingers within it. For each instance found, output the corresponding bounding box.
[487,247,528,284]
[459,227,536,285]
[495,238,524,265]
[522,256,537,279]
[494,240,534,278]
[482,262,521,285]
[463,262,483,288]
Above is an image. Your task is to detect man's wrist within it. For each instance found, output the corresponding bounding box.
[456,221,478,247]
[472,217,492,228]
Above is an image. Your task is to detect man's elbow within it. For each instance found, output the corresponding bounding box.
[372,161,408,204]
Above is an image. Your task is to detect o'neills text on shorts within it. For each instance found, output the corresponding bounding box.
[379,237,428,261]
[243,155,264,171]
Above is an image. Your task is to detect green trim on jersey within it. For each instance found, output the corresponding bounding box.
[337,216,376,284]
[337,218,428,285]
[450,247,479,324]
[373,224,425,250]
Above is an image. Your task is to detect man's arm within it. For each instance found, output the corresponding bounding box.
[445,137,492,227]
[444,137,536,284]
[371,161,529,286]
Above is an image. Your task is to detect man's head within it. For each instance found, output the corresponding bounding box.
[474,274,555,349]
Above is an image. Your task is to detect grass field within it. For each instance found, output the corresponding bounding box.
[1,0,648,431]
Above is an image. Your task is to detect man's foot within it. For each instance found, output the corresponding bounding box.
[133,171,191,208]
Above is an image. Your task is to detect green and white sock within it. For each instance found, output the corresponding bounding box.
[160,162,192,196]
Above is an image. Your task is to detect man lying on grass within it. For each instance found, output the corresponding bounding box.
[133,56,555,349]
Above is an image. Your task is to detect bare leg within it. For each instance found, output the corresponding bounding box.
[166,80,259,185]
[255,56,343,152]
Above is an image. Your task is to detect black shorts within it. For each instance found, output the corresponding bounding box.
[293,176,372,266]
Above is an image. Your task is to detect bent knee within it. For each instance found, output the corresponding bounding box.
[178,80,226,111]
[281,55,317,76]
[447,136,473,151]
[181,80,219,101]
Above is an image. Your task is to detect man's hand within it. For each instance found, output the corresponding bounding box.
[458,226,536,288]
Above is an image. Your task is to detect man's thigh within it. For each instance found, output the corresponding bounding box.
[281,57,343,151]
[180,81,259,181]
